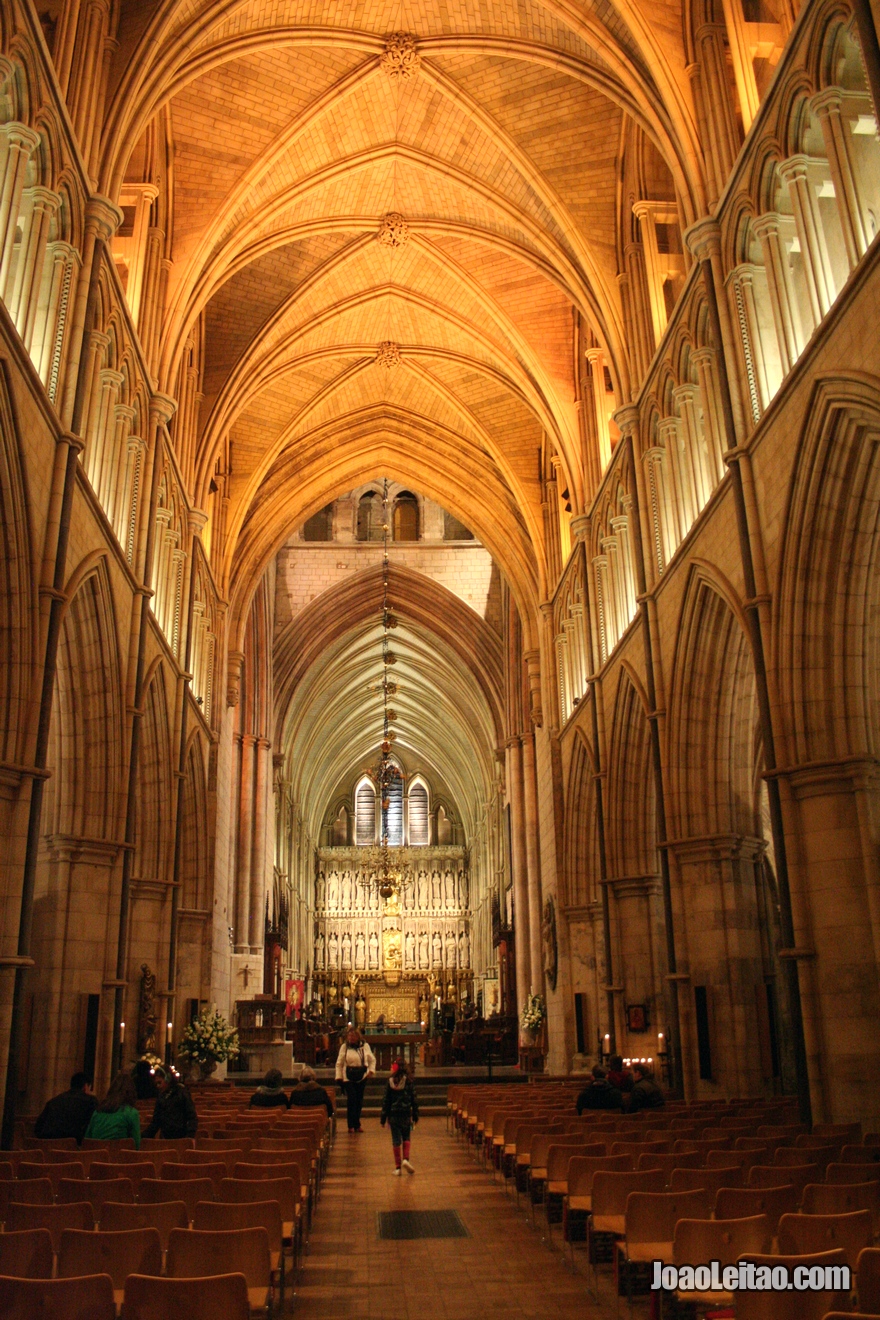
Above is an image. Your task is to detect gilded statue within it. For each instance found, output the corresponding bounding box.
[137,963,157,1054]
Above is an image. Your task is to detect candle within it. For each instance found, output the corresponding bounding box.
[603,1033,610,1054]
[658,1031,665,1052]
[119,1021,125,1043]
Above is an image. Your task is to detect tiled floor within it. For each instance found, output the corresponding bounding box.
[293,1116,627,1318]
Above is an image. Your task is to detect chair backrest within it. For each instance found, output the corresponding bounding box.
[625,1189,713,1247]
[669,1165,744,1194]
[802,1179,880,1228]
[637,1152,702,1178]
[0,1177,54,1210]
[734,1248,850,1320]
[0,1227,54,1278]
[826,1161,880,1185]
[514,1122,565,1157]
[839,1144,880,1164]
[776,1144,836,1171]
[58,1227,163,1289]
[673,1213,771,1267]
[232,1160,306,1189]
[611,1140,675,1156]
[166,1226,270,1288]
[235,1146,311,1165]
[529,1135,598,1170]
[545,1143,603,1183]
[566,1154,633,1197]
[706,1149,760,1173]
[0,1273,116,1320]
[858,1246,880,1313]
[83,1138,135,1151]
[140,1138,195,1151]
[194,1137,252,1152]
[58,1176,135,1209]
[180,1149,245,1174]
[138,1177,215,1220]
[100,1199,189,1249]
[18,1160,83,1188]
[777,1209,872,1271]
[192,1198,282,1252]
[813,1122,861,1143]
[591,1168,666,1216]
[217,1177,298,1224]
[161,1162,226,1186]
[91,1160,154,1185]
[748,1163,819,1200]
[714,1183,799,1233]
[121,1271,250,1320]
[4,1200,95,1252]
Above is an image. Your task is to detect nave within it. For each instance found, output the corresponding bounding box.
[294,1114,596,1320]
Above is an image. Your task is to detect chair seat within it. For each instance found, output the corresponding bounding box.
[247,1285,271,1312]
[623,1239,673,1263]
[546,1180,568,1195]
[676,1289,733,1308]
[592,1214,625,1235]
[568,1195,592,1212]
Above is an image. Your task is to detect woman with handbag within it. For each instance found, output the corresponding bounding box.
[335,1027,376,1132]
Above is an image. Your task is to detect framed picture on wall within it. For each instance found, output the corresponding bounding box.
[626,1003,648,1032]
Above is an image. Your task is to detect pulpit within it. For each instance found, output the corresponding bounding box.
[235,997,294,1074]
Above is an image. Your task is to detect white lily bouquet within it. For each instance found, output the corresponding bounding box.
[520,992,546,1033]
[179,1007,240,1063]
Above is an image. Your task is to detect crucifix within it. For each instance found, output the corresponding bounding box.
[239,965,252,991]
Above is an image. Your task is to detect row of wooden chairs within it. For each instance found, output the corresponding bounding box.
[0,1269,259,1320]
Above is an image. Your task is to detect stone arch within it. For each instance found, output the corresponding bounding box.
[133,663,173,889]
[776,374,880,765]
[180,732,210,912]
[563,728,600,911]
[667,562,761,840]
[43,558,123,842]
[606,665,656,881]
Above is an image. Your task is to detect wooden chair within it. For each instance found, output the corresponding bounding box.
[636,1151,701,1183]
[706,1148,761,1174]
[669,1165,744,1195]
[91,1160,155,1189]
[139,1177,215,1222]
[0,1227,54,1278]
[58,1227,163,1307]
[611,1139,674,1157]
[777,1208,873,1271]
[166,1226,272,1314]
[140,1138,195,1152]
[749,1162,819,1202]
[826,1161,880,1184]
[83,1138,135,1151]
[839,1144,880,1164]
[0,1273,116,1320]
[193,1199,285,1306]
[4,1200,95,1252]
[100,1199,189,1250]
[859,1246,880,1312]
[58,1176,135,1213]
[194,1137,252,1153]
[179,1149,244,1176]
[673,1136,731,1155]
[217,1177,301,1266]
[813,1122,862,1143]
[776,1144,837,1173]
[714,1182,799,1235]
[2,1150,45,1176]
[671,1214,771,1311]
[161,1162,227,1194]
[24,1137,79,1152]
[802,1178,880,1232]
[121,1271,250,1320]
[0,1176,54,1217]
[619,1187,712,1270]
[590,1168,667,1236]
[735,1248,850,1319]
[18,1159,84,1191]
[233,1161,309,1208]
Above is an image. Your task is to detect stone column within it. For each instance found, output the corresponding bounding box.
[521,732,544,997]
[778,155,837,328]
[6,188,59,347]
[811,89,870,270]
[0,123,40,300]
[718,0,760,130]
[249,737,271,954]
[585,349,613,472]
[235,733,255,954]
[505,736,530,1018]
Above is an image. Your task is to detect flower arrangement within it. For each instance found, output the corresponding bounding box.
[520,992,546,1034]
[179,1007,240,1063]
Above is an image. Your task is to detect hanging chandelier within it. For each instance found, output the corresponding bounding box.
[364,480,408,900]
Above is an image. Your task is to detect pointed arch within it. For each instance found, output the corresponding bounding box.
[181,733,210,911]
[606,666,657,880]
[0,361,36,769]
[133,664,173,887]
[563,727,601,910]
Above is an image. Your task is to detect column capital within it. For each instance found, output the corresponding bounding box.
[613,404,640,437]
[0,121,40,152]
[188,508,209,537]
[569,513,591,542]
[85,195,125,243]
[684,216,721,260]
[149,392,177,426]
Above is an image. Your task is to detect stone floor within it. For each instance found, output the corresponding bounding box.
[293,1116,631,1318]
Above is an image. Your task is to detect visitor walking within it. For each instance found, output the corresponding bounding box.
[335,1027,375,1132]
[380,1058,419,1174]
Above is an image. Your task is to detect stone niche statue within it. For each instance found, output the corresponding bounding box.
[383,928,402,969]
[444,869,456,910]
[341,871,352,911]
[418,930,428,968]
[328,930,339,968]
[138,963,157,1054]
[341,930,352,967]
[432,929,442,966]
[315,872,326,909]
[459,928,469,968]
[431,870,442,908]
[445,928,457,967]
[417,870,428,910]
[354,993,367,1028]
[355,930,365,969]
[405,929,415,968]
[314,930,325,969]
[327,872,339,911]
[369,929,380,969]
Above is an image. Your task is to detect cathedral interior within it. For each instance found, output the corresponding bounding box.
[1,0,880,1146]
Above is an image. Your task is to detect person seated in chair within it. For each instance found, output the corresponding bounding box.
[34,1071,96,1144]
[576,1065,624,1113]
[288,1066,333,1116]
[626,1062,665,1112]
[249,1067,289,1109]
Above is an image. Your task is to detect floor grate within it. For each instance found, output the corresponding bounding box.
[377,1209,469,1240]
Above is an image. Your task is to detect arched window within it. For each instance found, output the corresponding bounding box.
[384,772,404,845]
[393,492,419,540]
[355,779,376,844]
[356,491,384,541]
[303,504,333,541]
[408,780,429,845]
[443,510,473,540]
[436,804,453,844]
